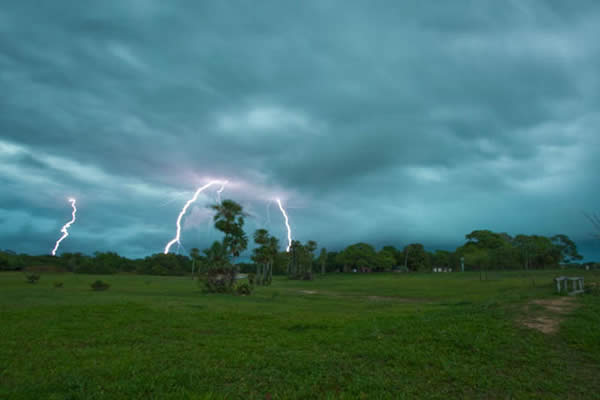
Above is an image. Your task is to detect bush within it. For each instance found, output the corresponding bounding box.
[235,282,253,295]
[199,267,236,293]
[90,280,110,291]
[53,281,63,288]
[585,282,599,296]
[25,274,40,284]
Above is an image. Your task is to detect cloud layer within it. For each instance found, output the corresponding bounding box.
[1,1,599,260]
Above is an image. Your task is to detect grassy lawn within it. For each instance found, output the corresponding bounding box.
[1,270,599,399]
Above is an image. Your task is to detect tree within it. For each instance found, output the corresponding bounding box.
[202,241,229,269]
[402,244,429,271]
[190,248,200,279]
[466,230,511,250]
[551,234,583,264]
[210,199,249,260]
[252,229,279,285]
[513,235,559,269]
[432,250,451,269]
[287,240,317,279]
[336,243,377,272]
[375,250,395,271]
[382,245,402,266]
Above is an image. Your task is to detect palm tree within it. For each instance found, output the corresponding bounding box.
[266,236,279,285]
[202,241,229,269]
[210,199,248,260]
[252,229,278,285]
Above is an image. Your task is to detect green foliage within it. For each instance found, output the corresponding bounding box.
[551,234,583,263]
[25,274,40,284]
[288,240,317,279]
[210,199,248,258]
[336,242,377,272]
[0,251,26,271]
[402,243,430,271]
[382,245,403,266]
[90,280,110,291]
[199,267,236,293]
[53,281,63,288]
[235,282,253,295]
[251,229,279,285]
[432,250,452,269]
[375,249,395,271]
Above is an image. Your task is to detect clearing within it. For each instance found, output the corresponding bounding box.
[1,270,599,399]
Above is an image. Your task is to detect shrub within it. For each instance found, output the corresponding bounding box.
[585,282,599,296]
[53,281,63,288]
[90,280,110,291]
[25,274,40,284]
[235,282,253,295]
[199,267,236,293]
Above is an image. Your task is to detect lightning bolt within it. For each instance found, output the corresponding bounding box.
[276,198,292,252]
[216,180,228,203]
[164,181,226,254]
[51,198,77,256]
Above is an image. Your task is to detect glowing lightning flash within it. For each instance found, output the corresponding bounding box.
[216,180,228,203]
[51,198,77,256]
[164,181,226,254]
[276,198,292,252]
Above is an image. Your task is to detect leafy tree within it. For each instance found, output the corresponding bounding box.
[402,243,429,271]
[382,245,402,266]
[336,243,377,272]
[431,250,451,269]
[551,234,583,263]
[466,230,512,249]
[375,250,395,271]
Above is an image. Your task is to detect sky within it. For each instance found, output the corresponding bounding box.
[1,1,599,261]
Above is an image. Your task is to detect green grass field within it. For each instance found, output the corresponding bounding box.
[1,270,599,399]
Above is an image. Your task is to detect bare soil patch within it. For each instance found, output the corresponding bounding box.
[520,297,579,334]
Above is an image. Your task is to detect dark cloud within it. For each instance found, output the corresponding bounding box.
[1,1,599,260]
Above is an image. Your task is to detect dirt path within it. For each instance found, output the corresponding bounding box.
[520,297,579,334]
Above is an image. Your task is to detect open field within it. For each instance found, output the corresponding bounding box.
[1,270,599,399]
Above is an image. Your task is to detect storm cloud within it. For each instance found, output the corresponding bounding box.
[1,1,599,259]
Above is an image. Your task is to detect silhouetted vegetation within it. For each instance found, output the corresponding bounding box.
[0,229,594,279]
[90,280,110,291]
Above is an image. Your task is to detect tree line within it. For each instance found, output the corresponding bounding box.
[1,203,596,278]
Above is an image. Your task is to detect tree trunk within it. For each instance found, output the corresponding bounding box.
[256,263,262,285]
[269,262,273,284]
[262,262,268,285]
